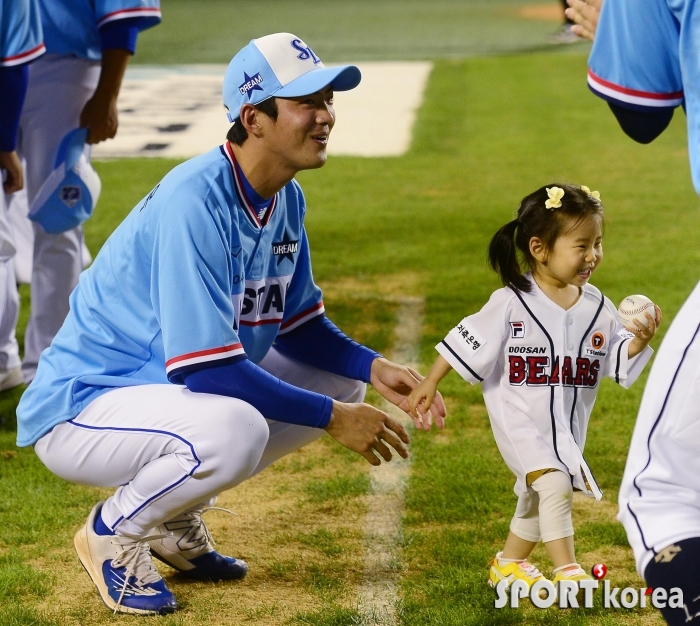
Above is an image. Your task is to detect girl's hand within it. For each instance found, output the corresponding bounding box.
[627,305,662,358]
[407,379,440,431]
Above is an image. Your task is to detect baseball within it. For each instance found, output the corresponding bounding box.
[618,294,655,329]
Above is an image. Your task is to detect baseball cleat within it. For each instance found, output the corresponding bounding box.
[149,502,248,581]
[0,366,23,392]
[488,552,549,591]
[74,502,177,615]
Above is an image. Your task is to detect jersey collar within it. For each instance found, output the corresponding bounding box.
[222,142,278,229]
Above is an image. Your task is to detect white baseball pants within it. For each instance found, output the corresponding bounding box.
[7,54,100,382]
[34,348,365,539]
[0,192,21,371]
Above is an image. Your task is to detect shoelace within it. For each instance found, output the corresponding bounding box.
[519,561,544,580]
[175,505,238,550]
[110,532,169,614]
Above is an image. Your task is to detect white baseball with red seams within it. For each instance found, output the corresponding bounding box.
[618,295,655,329]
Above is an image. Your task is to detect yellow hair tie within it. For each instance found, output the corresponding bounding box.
[580,185,601,201]
[545,186,564,210]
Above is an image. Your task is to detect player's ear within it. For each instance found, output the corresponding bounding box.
[529,237,547,263]
[238,104,264,138]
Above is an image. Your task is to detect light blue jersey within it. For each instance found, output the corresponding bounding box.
[588,0,700,191]
[0,0,44,66]
[39,0,160,60]
[16,143,325,447]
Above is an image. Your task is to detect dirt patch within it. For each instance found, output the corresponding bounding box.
[517,3,564,22]
[318,271,422,301]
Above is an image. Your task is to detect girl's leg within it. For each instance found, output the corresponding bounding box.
[503,487,541,560]
[530,470,576,569]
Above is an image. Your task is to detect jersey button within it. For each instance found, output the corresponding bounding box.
[566,342,574,350]
[566,317,573,325]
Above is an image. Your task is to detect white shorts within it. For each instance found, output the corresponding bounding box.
[619,278,700,576]
[34,348,365,538]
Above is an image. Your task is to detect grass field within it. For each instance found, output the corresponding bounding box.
[1,8,697,625]
[133,0,586,63]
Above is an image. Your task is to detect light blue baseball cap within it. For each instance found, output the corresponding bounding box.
[28,128,101,234]
[222,33,361,122]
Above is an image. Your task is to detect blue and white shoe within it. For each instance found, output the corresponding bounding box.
[149,501,248,581]
[74,503,177,615]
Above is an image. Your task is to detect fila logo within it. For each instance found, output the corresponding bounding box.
[291,39,321,64]
[510,321,525,338]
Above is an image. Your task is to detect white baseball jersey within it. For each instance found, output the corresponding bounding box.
[0,0,44,66]
[16,143,324,447]
[437,278,652,502]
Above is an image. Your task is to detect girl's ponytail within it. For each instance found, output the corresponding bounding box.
[488,219,531,293]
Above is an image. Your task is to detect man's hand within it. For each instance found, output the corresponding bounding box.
[79,48,131,144]
[0,151,24,193]
[79,90,119,144]
[370,357,447,430]
[565,0,602,42]
[324,400,410,466]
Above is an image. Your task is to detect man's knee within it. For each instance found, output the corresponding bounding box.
[199,403,269,482]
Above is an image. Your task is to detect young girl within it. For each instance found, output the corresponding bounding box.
[408,183,661,589]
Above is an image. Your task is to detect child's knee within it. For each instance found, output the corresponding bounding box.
[531,470,573,501]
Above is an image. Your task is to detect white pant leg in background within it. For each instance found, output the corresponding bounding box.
[35,385,270,539]
[15,55,100,382]
[0,193,20,371]
[252,347,366,475]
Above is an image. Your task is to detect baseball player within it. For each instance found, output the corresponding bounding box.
[8,0,161,384]
[588,2,700,623]
[0,0,45,392]
[408,183,658,592]
[16,33,446,615]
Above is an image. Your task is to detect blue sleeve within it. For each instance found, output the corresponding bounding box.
[275,315,381,383]
[99,17,141,53]
[588,0,683,112]
[608,102,675,144]
[183,357,333,428]
[0,66,28,151]
[0,0,44,67]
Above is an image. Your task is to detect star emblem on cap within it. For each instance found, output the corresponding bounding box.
[239,72,264,100]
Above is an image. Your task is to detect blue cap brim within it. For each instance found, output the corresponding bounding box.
[274,65,361,98]
[54,127,89,171]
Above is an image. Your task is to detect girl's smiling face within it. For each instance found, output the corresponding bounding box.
[533,214,603,289]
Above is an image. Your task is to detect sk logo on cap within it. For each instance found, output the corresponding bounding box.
[60,186,81,208]
[239,72,264,98]
[291,39,321,64]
